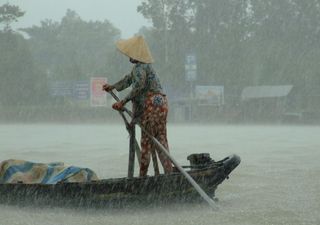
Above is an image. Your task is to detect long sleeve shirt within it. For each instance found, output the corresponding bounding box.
[112,63,164,119]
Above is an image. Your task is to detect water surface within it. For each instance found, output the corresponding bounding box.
[0,124,319,225]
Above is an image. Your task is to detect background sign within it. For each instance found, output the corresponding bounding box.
[90,77,107,107]
[195,85,224,106]
[73,81,89,100]
[49,81,73,96]
[49,81,89,100]
[185,53,197,81]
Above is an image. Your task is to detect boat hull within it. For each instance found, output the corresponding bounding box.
[0,154,240,207]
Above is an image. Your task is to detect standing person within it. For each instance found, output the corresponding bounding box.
[102,35,173,177]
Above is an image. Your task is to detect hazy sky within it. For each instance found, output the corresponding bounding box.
[8,0,151,38]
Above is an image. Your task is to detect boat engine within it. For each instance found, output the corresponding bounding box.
[187,153,213,170]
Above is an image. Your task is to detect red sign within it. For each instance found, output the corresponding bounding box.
[90,77,107,107]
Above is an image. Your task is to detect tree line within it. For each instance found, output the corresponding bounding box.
[0,1,319,113]
[138,0,320,103]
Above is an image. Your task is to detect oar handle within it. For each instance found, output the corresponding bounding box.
[109,91,133,117]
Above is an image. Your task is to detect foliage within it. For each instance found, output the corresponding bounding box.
[0,3,46,106]
[0,31,47,106]
[2,1,320,115]
[137,0,320,109]
[0,3,24,31]
[137,0,194,94]
[22,9,122,83]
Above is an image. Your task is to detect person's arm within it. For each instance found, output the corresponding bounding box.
[112,73,133,92]
[122,66,147,104]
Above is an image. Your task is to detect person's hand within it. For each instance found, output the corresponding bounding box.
[112,101,124,111]
[102,83,114,92]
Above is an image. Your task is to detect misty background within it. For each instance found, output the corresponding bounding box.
[1,2,320,224]
[1,0,320,124]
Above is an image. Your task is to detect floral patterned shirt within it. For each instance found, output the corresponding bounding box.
[112,63,164,119]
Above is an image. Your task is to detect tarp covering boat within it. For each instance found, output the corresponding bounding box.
[0,159,99,184]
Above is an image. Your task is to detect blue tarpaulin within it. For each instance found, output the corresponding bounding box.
[0,159,99,184]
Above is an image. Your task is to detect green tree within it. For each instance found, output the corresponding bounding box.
[22,9,122,83]
[0,4,46,106]
[138,0,194,93]
[138,0,320,90]
[190,0,254,86]
[137,0,320,114]
[0,3,24,31]
[0,30,47,106]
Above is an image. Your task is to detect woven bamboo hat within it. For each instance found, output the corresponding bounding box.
[116,35,154,64]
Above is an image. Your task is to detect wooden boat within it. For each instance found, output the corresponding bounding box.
[0,153,240,208]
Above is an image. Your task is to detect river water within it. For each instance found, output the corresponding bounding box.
[0,124,319,225]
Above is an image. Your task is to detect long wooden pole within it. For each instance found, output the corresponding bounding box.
[128,124,135,178]
[111,94,141,165]
[151,149,160,176]
[109,91,217,208]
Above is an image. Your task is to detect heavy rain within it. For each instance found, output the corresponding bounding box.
[0,0,319,225]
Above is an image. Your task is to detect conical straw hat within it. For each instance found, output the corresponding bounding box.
[116,35,154,64]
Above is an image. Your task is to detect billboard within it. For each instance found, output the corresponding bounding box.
[195,85,224,106]
[49,80,89,100]
[90,77,107,107]
[73,81,89,100]
[49,81,73,97]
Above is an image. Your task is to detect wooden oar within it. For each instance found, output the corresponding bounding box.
[110,93,140,178]
[128,124,135,178]
[109,91,217,208]
[113,106,141,163]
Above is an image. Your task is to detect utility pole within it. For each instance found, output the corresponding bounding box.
[161,0,169,64]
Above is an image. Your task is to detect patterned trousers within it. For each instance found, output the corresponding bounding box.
[139,93,173,177]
